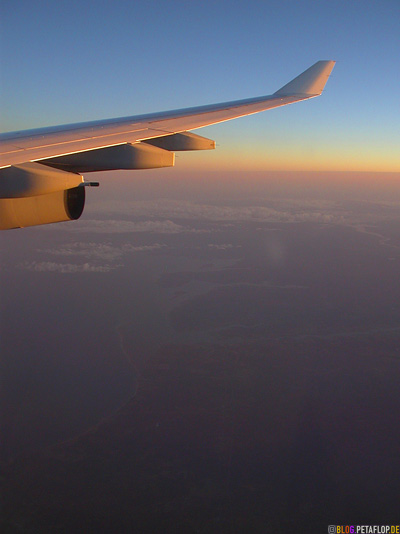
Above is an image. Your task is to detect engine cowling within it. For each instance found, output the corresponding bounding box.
[0,162,84,198]
[0,186,85,230]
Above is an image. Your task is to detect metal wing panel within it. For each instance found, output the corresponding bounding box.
[145,95,306,133]
[0,128,170,167]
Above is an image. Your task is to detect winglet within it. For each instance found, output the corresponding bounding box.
[274,60,336,96]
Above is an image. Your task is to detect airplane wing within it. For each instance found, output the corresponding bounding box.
[0,60,335,229]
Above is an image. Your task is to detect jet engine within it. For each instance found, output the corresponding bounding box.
[0,186,85,230]
[0,135,215,229]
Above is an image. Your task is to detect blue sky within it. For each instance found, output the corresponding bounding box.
[1,0,399,171]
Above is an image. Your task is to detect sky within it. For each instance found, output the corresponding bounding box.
[0,0,399,172]
[2,3,400,529]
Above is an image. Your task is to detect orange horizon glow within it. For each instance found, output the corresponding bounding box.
[176,144,400,173]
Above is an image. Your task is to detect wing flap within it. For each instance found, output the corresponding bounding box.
[41,143,175,173]
[143,132,215,151]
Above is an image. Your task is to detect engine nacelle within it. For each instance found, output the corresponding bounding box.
[0,162,83,198]
[0,186,85,230]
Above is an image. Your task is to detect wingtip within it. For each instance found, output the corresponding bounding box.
[274,60,336,97]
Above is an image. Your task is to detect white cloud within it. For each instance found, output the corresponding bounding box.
[122,243,167,252]
[91,199,348,225]
[83,194,400,229]
[40,242,167,260]
[207,244,240,250]
[66,219,189,234]
[27,241,169,274]
[21,261,119,273]
[41,242,124,261]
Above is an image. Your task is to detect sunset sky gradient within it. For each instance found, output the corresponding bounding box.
[1,0,399,172]
[2,4,400,529]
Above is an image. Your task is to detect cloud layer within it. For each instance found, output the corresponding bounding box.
[21,261,118,273]
[18,242,168,274]
[64,219,190,234]
[91,199,347,225]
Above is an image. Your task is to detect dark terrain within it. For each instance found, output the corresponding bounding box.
[1,188,400,533]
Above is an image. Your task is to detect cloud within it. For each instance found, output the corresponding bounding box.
[123,243,167,252]
[207,244,240,250]
[66,219,190,234]
[21,261,119,273]
[41,242,124,261]
[85,194,400,229]
[40,242,167,260]
[91,199,347,225]
[25,242,169,274]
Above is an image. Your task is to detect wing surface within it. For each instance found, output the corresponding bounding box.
[0,61,335,169]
